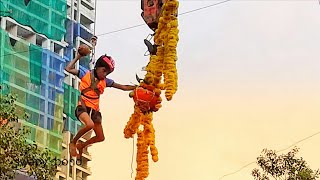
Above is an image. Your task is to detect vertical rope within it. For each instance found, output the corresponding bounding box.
[131,135,135,178]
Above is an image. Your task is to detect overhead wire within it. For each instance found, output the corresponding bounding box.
[218,162,255,180]
[275,130,320,153]
[96,0,232,37]
[0,0,232,58]
[96,24,145,36]
[179,0,232,15]
[2,0,320,57]
[218,129,320,180]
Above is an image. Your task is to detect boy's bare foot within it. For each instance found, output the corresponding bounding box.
[76,142,85,158]
[69,143,77,157]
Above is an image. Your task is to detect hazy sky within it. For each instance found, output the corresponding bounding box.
[87,1,320,180]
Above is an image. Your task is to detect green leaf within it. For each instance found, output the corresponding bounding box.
[252,147,319,180]
[0,94,58,179]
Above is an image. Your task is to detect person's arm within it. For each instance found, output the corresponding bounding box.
[111,82,137,91]
[65,54,82,76]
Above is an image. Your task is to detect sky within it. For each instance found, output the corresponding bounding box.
[86,1,320,180]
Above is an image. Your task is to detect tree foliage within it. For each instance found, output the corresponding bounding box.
[252,147,320,180]
[0,94,58,180]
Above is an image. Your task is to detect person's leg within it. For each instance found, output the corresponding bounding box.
[69,106,95,157]
[76,122,105,157]
[76,110,104,157]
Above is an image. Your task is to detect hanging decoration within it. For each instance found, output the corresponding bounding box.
[125,0,179,179]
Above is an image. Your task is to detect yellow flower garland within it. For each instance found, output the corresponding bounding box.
[124,1,179,179]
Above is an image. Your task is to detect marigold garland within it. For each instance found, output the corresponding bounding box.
[124,1,179,179]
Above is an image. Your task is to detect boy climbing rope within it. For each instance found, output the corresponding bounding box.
[65,44,137,157]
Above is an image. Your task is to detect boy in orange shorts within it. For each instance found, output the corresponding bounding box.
[65,47,136,157]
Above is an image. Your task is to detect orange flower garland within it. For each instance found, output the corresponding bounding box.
[124,0,179,179]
